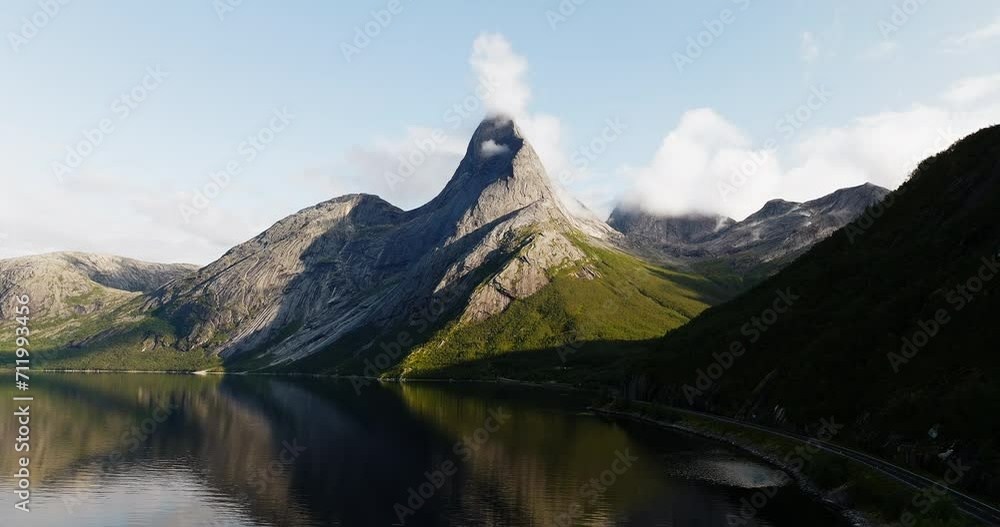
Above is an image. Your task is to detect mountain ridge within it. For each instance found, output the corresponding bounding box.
[107,115,621,370]
[0,252,197,320]
[7,117,899,381]
[608,183,891,280]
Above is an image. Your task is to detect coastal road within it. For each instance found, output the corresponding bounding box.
[660,406,1000,526]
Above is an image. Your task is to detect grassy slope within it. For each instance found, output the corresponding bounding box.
[389,237,725,383]
[631,125,1000,499]
[0,296,222,372]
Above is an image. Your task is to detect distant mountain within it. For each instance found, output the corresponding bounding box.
[609,183,890,282]
[629,125,1000,499]
[24,117,722,375]
[607,211,735,254]
[0,252,197,319]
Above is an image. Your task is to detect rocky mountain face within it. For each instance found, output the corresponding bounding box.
[609,183,890,271]
[607,210,735,258]
[0,252,197,319]
[144,116,599,366]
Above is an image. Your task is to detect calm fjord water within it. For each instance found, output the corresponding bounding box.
[0,374,843,526]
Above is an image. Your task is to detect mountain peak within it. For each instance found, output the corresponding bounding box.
[413,114,562,236]
[466,114,524,161]
[607,207,735,246]
[804,183,890,215]
[473,113,522,136]
[744,199,799,222]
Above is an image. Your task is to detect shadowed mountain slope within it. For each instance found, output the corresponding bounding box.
[629,125,1000,498]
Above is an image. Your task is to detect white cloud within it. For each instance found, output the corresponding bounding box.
[326,33,589,222]
[480,139,510,157]
[943,15,1000,51]
[620,75,1000,220]
[800,32,821,63]
[0,168,257,265]
[465,33,586,213]
[619,109,782,219]
[943,73,1000,105]
[469,33,531,117]
[310,127,467,210]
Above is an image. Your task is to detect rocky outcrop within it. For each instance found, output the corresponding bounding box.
[0,252,197,319]
[462,230,585,323]
[607,210,735,257]
[609,183,891,270]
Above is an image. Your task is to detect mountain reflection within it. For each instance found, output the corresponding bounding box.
[0,375,841,526]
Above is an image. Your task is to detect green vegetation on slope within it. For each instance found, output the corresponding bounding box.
[0,298,222,371]
[688,254,793,298]
[390,237,724,382]
[631,125,1000,500]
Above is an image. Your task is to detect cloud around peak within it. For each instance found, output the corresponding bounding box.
[619,76,1000,220]
[470,33,531,117]
[480,139,511,157]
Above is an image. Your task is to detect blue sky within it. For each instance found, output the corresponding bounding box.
[2,0,999,263]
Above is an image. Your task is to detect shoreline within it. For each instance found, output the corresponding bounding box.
[29,369,585,391]
[591,406,873,527]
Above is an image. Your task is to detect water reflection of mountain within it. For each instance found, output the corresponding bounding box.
[0,374,455,526]
[0,375,842,526]
[392,383,674,525]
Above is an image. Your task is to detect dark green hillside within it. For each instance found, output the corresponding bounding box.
[631,125,1000,498]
